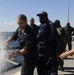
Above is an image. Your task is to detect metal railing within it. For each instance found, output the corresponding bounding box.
[72,36,74,41]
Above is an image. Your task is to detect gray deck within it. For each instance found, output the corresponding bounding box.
[1,42,74,75]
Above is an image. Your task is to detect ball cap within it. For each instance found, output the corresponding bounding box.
[37,11,48,17]
[67,22,70,25]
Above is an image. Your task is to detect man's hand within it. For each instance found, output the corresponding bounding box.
[20,48,28,55]
[8,51,20,58]
[8,48,28,58]
[8,52,17,58]
[3,41,8,45]
[3,36,13,45]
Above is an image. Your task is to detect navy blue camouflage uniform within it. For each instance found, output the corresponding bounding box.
[37,20,58,75]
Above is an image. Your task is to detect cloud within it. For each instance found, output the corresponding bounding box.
[0,21,40,32]
[0,22,18,32]
[2,22,16,26]
[35,22,40,26]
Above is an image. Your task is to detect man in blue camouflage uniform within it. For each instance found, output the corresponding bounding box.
[37,11,58,75]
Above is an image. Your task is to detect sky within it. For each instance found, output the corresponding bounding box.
[0,0,74,32]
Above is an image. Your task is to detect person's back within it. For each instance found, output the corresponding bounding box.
[54,20,67,71]
[58,27,66,41]
[54,20,67,49]
[57,27,66,53]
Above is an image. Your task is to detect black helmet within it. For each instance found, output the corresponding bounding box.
[54,20,60,25]
[54,20,61,28]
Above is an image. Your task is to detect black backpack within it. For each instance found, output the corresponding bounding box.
[46,21,59,70]
[49,21,59,50]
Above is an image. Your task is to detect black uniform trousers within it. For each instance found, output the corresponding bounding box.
[21,54,37,75]
[37,55,48,75]
[37,56,58,75]
[67,36,72,50]
[21,60,35,75]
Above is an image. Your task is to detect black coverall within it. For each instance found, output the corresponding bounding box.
[64,25,74,50]
[11,25,38,75]
[37,21,58,75]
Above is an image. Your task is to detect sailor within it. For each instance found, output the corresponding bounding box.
[64,22,74,50]
[36,11,58,75]
[4,14,38,75]
[29,17,39,36]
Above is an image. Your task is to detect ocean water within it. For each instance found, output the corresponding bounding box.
[0,32,23,73]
